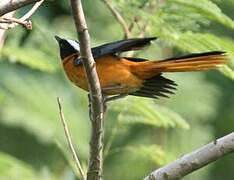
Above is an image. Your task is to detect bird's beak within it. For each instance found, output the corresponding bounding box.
[54,35,62,42]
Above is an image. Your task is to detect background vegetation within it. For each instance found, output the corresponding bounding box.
[0,0,233,179]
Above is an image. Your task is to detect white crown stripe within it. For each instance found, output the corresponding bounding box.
[67,39,80,51]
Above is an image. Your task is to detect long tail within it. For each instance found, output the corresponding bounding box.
[135,51,227,78]
[153,51,227,72]
[130,51,227,99]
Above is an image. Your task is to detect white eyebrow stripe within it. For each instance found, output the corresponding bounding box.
[67,39,80,51]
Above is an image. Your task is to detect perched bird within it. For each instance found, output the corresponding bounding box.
[55,36,227,101]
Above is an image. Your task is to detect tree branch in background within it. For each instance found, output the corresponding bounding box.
[0,0,41,16]
[101,0,131,39]
[0,0,44,30]
[144,132,234,180]
[57,98,86,180]
[69,0,105,180]
[101,0,163,40]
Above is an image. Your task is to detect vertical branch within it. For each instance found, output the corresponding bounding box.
[68,0,105,180]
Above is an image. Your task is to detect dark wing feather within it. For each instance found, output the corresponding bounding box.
[130,74,177,99]
[91,37,157,59]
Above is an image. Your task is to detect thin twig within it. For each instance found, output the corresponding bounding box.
[101,0,151,40]
[101,0,131,39]
[57,97,86,180]
[19,0,44,21]
[55,140,83,179]
[69,0,105,180]
[103,119,120,158]
[0,17,32,29]
[144,132,234,180]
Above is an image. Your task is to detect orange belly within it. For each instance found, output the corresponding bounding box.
[62,55,143,95]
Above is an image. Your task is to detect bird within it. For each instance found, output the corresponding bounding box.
[55,36,227,102]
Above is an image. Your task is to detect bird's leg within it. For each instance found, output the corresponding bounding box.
[104,94,128,103]
[102,84,128,102]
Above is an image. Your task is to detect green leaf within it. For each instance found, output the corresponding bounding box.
[0,62,90,158]
[165,32,234,61]
[219,65,234,80]
[169,0,234,30]
[157,32,234,80]
[2,45,57,72]
[0,152,38,180]
[122,145,168,166]
[111,98,189,129]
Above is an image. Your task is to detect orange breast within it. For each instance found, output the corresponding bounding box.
[62,55,143,95]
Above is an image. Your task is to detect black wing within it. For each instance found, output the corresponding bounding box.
[91,37,157,59]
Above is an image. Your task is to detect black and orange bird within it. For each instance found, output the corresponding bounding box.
[55,36,227,101]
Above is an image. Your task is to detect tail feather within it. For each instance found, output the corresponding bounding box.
[129,51,227,99]
[130,74,177,99]
[152,51,227,73]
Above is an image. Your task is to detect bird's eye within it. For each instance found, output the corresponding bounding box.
[74,57,83,66]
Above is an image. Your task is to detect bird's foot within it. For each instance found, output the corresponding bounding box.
[103,94,127,103]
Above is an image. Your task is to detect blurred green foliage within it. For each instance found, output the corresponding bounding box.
[0,0,233,180]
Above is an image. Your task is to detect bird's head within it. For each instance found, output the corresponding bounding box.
[55,36,80,60]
